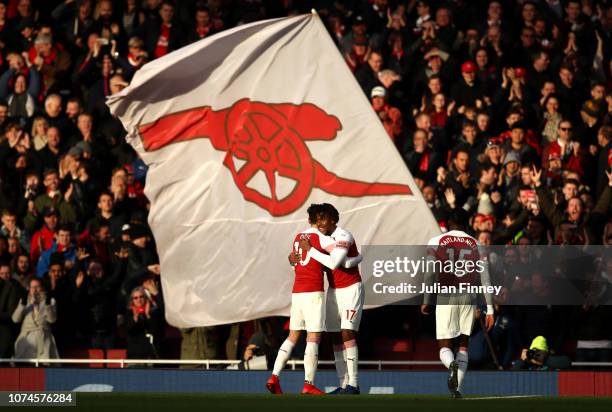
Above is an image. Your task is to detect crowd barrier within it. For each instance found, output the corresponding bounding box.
[1,362,611,396]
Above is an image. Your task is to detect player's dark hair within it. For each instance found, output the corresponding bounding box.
[307,204,321,224]
[318,203,339,224]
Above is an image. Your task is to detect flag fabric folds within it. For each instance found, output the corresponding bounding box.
[107,13,439,327]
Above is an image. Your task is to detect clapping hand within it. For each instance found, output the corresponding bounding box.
[444,187,456,208]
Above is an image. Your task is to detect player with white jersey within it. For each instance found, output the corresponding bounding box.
[266,204,360,395]
[420,229,494,399]
[297,203,364,395]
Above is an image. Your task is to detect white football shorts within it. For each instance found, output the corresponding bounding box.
[325,282,364,332]
[289,291,325,332]
[435,294,475,339]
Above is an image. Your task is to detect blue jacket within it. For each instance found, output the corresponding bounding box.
[36,242,77,278]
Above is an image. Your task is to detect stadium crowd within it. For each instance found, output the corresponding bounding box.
[0,0,611,370]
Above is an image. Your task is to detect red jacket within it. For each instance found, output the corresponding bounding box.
[541,140,584,176]
[30,225,55,264]
[498,129,542,156]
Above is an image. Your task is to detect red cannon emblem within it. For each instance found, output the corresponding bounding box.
[139,99,411,216]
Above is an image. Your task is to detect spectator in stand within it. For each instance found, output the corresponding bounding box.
[74,257,124,349]
[0,262,20,359]
[65,98,84,125]
[413,48,450,102]
[36,224,76,278]
[538,94,563,144]
[126,285,163,360]
[356,49,383,96]
[121,224,158,300]
[384,32,410,80]
[403,129,437,186]
[526,51,552,95]
[370,86,402,144]
[51,0,94,51]
[499,151,522,207]
[26,33,72,94]
[541,119,585,177]
[476,111,493,140]
[116,36,147,81]
[482,138,503,171]
[593,126,611,197]
[0,53,40,120]
[143,0,185,60]
[451,61,489,109]
[1,209,28,253]
[503,121,538,166]
[426,92,450,130]
[120,0,144,38]
[43,254,76,354]
[86,191,126,242]
[455,121,487,176]
[187,5,216,44]
[12,276,58,360]
[557,64,584,120]
[497,108,539,151]
[11,253,31,289]
[24,169,76,232]
[533,167,612,244]
[474,47,499,98]
[89,0,120,40]
[30,117,49,151]
[443,148,473,207]
[43,94,71,142]
[29,206,58,264]
[38,127,64,171]
[7,235,23,259]
[418,74,444,113]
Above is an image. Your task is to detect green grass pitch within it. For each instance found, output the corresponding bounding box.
[10,393,612,411]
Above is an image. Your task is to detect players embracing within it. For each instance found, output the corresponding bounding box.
[299,203,364,395]
[266,203,363,395]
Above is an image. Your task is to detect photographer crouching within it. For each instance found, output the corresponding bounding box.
[512,336,570,370]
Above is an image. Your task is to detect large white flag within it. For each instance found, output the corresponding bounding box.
[107,13,440,327]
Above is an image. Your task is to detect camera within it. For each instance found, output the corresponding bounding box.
[251,346,265,357]
[526,348,548,364]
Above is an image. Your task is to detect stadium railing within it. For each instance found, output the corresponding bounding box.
[1,359,611,369]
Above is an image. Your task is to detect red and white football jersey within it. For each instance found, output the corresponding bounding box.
[291,228,331,293]
[327,227,362,289]
[427,230,480,287]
